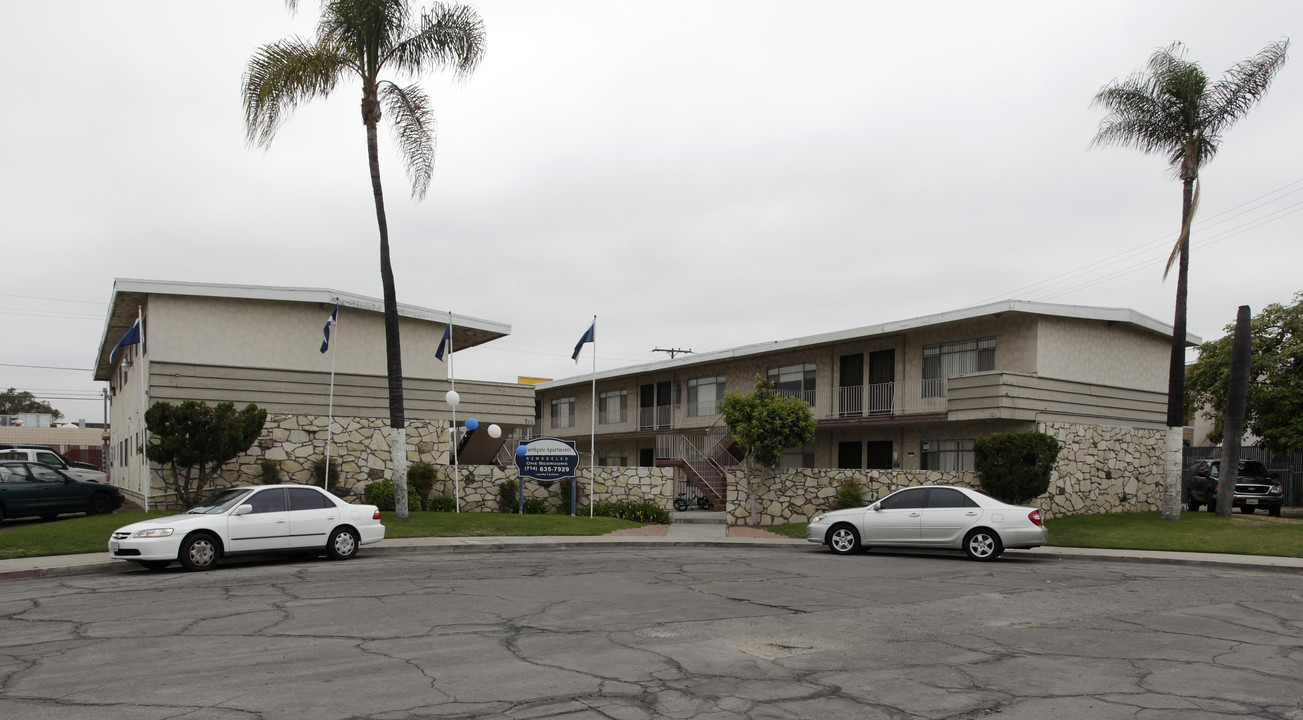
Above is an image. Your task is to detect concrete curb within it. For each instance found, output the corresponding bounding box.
[5,535,1302,581]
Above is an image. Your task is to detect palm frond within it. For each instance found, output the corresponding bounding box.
[1164,179,1200,280]
[1206,39,1289,136]
[387,2,486,79]
[380,81,435,198]
[320,0,411,79]
[242,38,349,148]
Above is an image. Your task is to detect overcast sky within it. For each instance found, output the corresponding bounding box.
[5,0,1302,425]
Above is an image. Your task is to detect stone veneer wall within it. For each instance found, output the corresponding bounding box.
[727,421,1167,526]
[144,413,675,510]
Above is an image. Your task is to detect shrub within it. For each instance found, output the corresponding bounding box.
[973,431,1062,505]
[364,480,421,512]
[592,501,672,524]
[426,496,456,512]
[522,498,550,514]
[833,478,865,509]
[408,461,436,510]
[554,477,586,513]
[310,457,341,494]
[497,479,520,513]
[259,459,281,485]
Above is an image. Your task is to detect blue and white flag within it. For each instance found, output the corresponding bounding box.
[320,305,338,354]
[571,321,595,362]
[109,319,141,363]
[435,323,452,362]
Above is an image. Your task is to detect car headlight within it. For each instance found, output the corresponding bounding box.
[811,514,827,523]
[1271,483,1283,494]
[131,528,174,538]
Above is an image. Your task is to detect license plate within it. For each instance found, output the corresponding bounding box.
[1246,499,1258,505]
[110,541,119,552]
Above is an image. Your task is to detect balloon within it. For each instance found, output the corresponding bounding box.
[516,444,527,457]
[445,390,460,407]
[488,424,502,439]
[465,417,479,431]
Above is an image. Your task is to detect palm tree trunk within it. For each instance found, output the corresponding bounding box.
[365,102,409,519]
[1161,177,1195,521]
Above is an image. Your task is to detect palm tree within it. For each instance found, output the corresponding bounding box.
[1091,40,1288,520]
[244,0,485,517]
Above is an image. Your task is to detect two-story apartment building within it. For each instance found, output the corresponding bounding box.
[534,301,1198,507]
[93,279,534,507]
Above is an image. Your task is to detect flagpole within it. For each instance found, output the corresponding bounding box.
[325,301,339,490]
[138,306,148,512]
[589,315,596,518]
[449,312,460,513]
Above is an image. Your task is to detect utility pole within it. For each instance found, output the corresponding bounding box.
[652,348,693,359]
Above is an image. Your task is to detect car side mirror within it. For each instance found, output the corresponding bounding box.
[870,502,881,511]
[233,504,253,516]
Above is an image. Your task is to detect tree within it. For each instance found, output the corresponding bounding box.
[1186,293,1303,454]
[145,401,268,508]
[972,431,1061,505]
[0,388,64,421]
[1091,39,1289,520]
[720,378,817,468]
[243,0,485,518]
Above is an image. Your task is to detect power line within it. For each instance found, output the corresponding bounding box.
[0,362,94,372]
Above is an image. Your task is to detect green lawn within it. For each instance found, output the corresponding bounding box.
[1,508,1300,561]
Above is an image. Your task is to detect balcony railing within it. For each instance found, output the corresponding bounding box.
[835,379,947,417]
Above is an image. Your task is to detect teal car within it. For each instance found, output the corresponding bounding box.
[0,461,124,521]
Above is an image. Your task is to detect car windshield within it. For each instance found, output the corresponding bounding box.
[186,488,254,514]
[1209,461,1269,478]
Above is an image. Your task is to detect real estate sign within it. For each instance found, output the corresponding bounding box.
[515,436,579,484]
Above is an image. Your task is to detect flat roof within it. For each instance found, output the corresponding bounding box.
[94,278,510,380]
[536,299,1201,390]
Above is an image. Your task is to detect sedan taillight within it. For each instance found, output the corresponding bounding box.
[1028,509,1043,527]
[373,510,382,520]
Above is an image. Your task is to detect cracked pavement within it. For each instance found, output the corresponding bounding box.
[1,547,1301,719]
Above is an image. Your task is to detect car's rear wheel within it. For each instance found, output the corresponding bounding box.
[964,529,1003,561]
[326,527,358,560]
[826,525,861,555]
[86,493,113,516]
[1206,497,1217,513]
[179,533,219,571]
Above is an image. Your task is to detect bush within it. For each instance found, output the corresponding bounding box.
[973,431,1062,505]
[259,459,281,485]
[427,496,456,512]
[554,478,586,513]
[364,480,421,512]
[408,461,436,510]
[310,457,341,494]
[591,501,672,524]
[497,479,520,513]
[522,498,550,514]
[833,478,864,509]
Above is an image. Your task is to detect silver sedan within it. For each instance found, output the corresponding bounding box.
[806,485,1047,560]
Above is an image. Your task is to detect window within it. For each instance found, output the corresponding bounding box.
[767,363,816,405]
[687,375,726,417]
[920,439,974,471]
[248,489,286,514]
[288,487,335,510]
[880,487,926,510]
[779,447,814,469]
[598,390,627,425]
[599,452,627,466]
[925,487,978,508]
[551,397,576,429]
[29,465,65,483]
[922,337,995,396]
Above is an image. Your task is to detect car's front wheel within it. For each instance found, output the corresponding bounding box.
[964,529,1003,561]
[179,533,220,571]
[1185,494,1200,512]
[86,493,114,516]
[1269,505,1282,518]
[326,527,359,560]
[826,524,862,555]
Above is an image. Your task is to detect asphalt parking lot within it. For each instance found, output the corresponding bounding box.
[2,544,1301,719]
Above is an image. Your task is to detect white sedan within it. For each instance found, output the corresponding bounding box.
[806,485,1046,561]
[109,484,386,571]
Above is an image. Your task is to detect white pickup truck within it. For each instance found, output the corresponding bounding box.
[0,447,108,483]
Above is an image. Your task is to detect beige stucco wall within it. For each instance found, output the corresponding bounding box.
[148,295,448,380]
[1034,317,1169,392]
